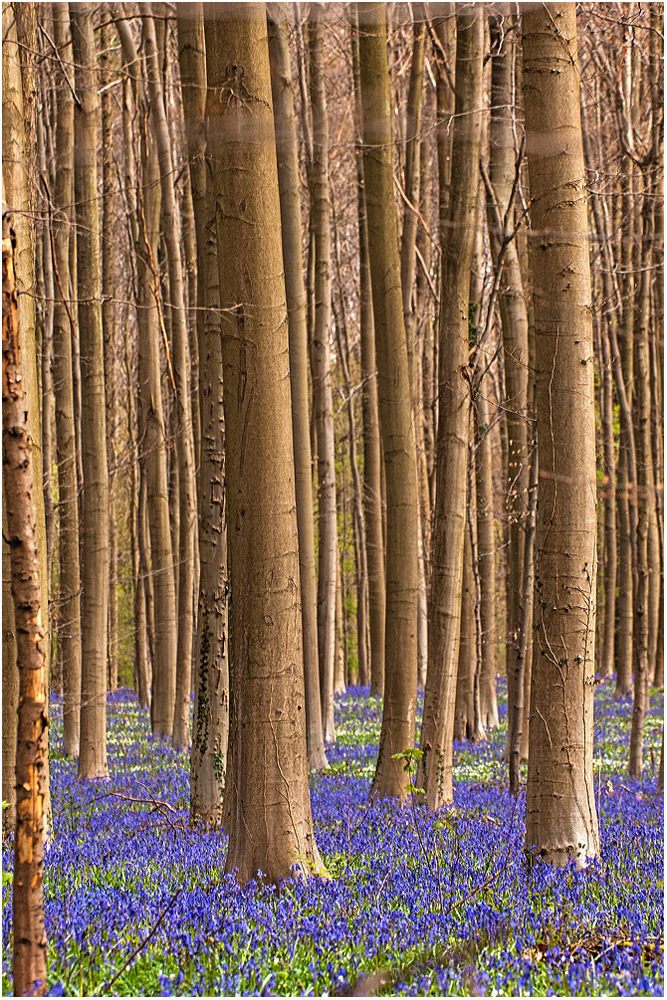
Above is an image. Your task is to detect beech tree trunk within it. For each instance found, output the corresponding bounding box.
[400,4,429,691]
[126,328,151,709]
[101,17,118,693]
[3,1,51,832]
[4,197,49,1000]
[357,1,420,800]
[51,2,82,756]
[206,1,321,884]
[351,9,385,695]
[333,287,370,689]
[418,8,484,810]
[116,14,178,737]
[629,189,657,778]
[454,510,475,742]
[485,6,532,761]
[71,2,110,780]
[523,3,600,866]
[307,6,338,745]
[476,392,499,730]
[2,496,18,834]
[176,2,230,825]
[143,10,198,750]
[267,3,328,768]
[614,185,636,697]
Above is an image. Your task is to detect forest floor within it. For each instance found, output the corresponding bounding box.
[2,679,664,998]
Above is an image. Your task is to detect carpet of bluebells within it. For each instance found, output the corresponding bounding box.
[2,679,664,997]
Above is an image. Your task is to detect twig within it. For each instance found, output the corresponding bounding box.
[101,889,182,994]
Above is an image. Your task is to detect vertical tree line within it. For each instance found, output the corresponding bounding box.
[2,10,663,985]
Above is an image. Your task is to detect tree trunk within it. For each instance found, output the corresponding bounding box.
[206,1,321,884]
[176,1,230,825]
[453,524,475,742]
[357,2,420,800]
[614,183,636,696]
[417,9,484,810]
[307,7,338,745]
[351,10,385,695]
[475,393,499,730]
[143,10,198,750]
[267,4,328,767]
[116,15,178,737]
[629,187,657,778]
[523,3,599,866]
[2,497,18,834]
[100,17,118,693]
[3,2,51,832]
[485,6,531,763]
[600,327,617,679]
[509,421,537,794]
[333,282,370,689]
[70,3,110,780]
[125,326,151,709]
[51,2,82,756]
[190,191,229,825]
[3,195,49,1000]
[36,105,55,614]
[335,560,347,695]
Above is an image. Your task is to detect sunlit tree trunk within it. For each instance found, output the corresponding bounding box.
[267,3,328,767]
[176,1,230,824]
[101,17,118,693]
[3,198,49,1000]
[206,1,321,884]
[2,496,18,833]
[357,2,420,799]
[485,6,531,760]
[614,185,635,697]
[71,3,110,780]
[143,10,198,750]
[332,271,370,688]
[629,190,657,777]
[418,8,484,810]
[35,103,55,609]
[476,391,499,729]
[3,2,51,831]
[125,326,151,709]
[454,506,475,741]
[51,2,82,756]
[400,3,428,691]
[523,3,599,865]
[307,6,338,744]
[116,13,178,737]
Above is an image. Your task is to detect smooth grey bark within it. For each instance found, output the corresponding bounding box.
[523,3,600,865]
[71,2,109,780]
[267,3,327,768]
[357,2,420,800]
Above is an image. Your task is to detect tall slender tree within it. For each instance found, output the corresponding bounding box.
[484,5,532,762]
[357,1,420,799]
[176,1,230,824]
[4,196,48,1000]
[3,0,51,829]
[116,12,178,738]
[418,8,484,810]
[351,8,385,696]
[205,1,322,883]
[70,2,110,780]
[51,2,82,757]
[143,8,198,750]
[522,2,599,865]
[307,6,338,744]
[267,2,328,769]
